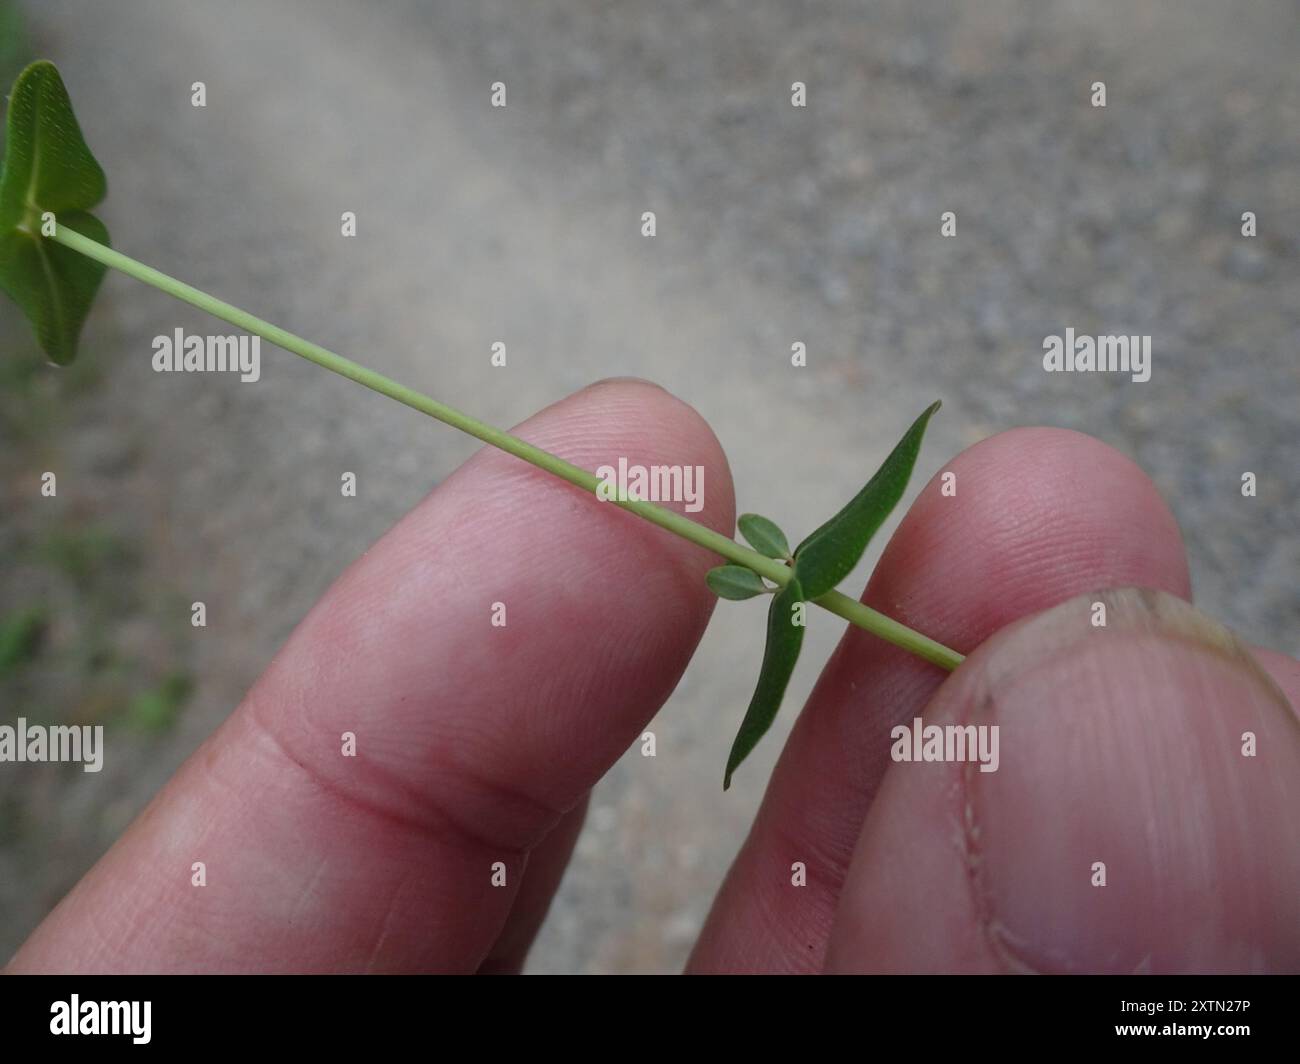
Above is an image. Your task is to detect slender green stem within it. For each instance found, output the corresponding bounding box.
[51,223,964,672]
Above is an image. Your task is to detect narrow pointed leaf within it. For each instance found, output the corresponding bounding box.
[706,564,768,601]
[792,401,940,599]
[0,60,110,364]
[724,577,805,789]
[738,512,791,559]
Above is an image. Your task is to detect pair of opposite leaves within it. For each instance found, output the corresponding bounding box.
[0,60,110,365]
[709,400,939,788]
[0,60,944,790]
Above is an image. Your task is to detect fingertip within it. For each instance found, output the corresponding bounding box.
[869,426,1191,651]
[513,376,736,538]
[583,375,667,395]
[8,378,740,973]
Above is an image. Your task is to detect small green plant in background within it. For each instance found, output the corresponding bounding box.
[124,672,195,733]
[0,605,45,677]
[0,60,964,787]
[1,520,195,733]
[39,526,136,595]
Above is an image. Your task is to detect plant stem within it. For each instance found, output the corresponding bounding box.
[51,223,965,672]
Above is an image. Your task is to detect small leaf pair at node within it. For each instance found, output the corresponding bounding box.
[703,513,792,600]
[0,60,111,365]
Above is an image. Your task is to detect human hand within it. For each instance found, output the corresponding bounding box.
[9,380,1299,973]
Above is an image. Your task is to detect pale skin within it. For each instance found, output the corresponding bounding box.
[8,379,1300,973]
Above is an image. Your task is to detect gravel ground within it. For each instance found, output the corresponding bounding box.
[1,0,1296,972]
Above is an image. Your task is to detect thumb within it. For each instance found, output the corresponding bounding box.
[825,589,1300,973]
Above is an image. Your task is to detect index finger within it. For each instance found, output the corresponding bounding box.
[8,379,735,973]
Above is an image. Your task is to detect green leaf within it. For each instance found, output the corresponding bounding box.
[792,401,941,599]
[0,61,105,229]
[0,59,110,364]
[738,512,791,559]
[0,209,108,364]
[706,564,768,601]
[724,577,805,789]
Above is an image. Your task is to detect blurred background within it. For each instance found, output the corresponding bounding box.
[0,0,1296,972]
